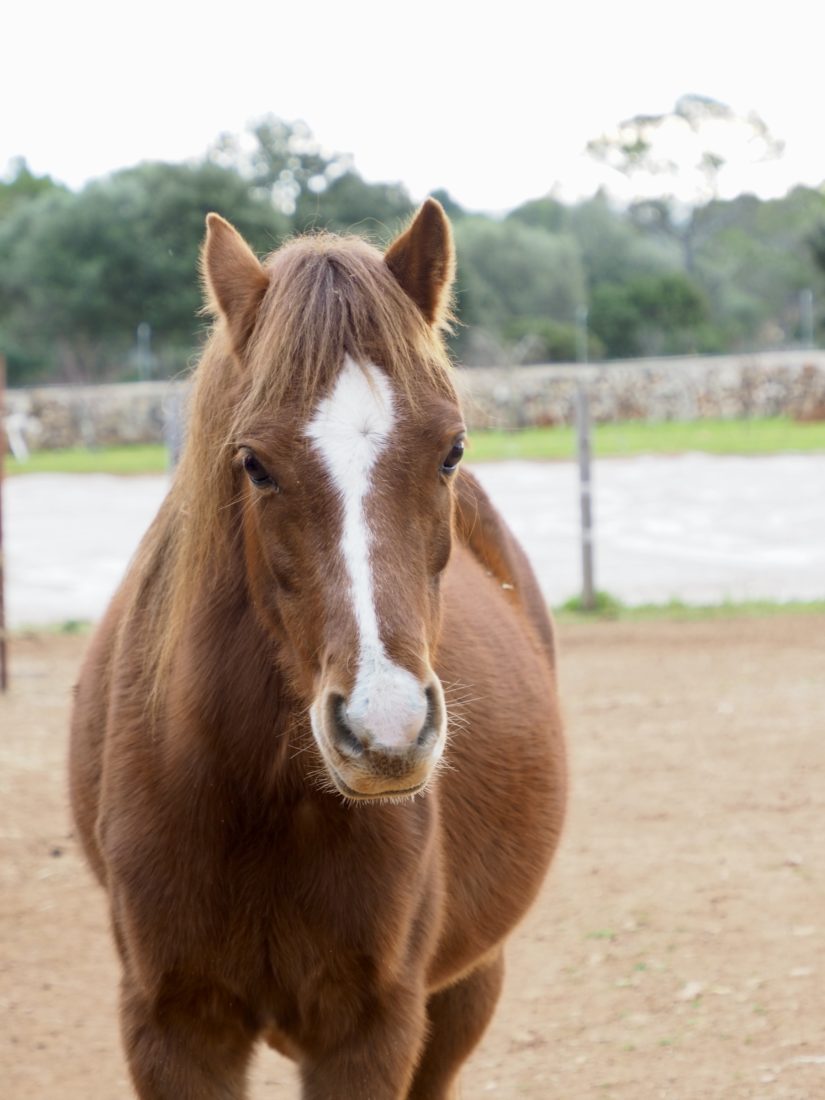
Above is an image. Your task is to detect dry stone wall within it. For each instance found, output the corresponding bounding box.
[454,351,825,429]
[6,381,188,452]
[6,351,825,451]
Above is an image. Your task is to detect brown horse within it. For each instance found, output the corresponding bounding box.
[69,199,566,1099]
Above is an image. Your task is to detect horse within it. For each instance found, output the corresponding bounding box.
[69,198,567,1099]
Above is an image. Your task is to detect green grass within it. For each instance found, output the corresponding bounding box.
[554,594,825,624]
[466,417,825,462]
[6,444,169,476]
[4,417,824,475]
[11,598,823,637]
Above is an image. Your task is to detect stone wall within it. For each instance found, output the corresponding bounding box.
[5,380,189,452]
[454,350,825,430]
[6,350,825,450]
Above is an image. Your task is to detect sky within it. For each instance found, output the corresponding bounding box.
[3,0,823,214]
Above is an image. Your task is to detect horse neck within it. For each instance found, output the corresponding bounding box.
[162,546,311,806]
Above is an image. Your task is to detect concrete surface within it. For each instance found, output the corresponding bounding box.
[3,454,824,627]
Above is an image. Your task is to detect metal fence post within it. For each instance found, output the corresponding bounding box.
[575,306,595,610]
[575,381,595,610]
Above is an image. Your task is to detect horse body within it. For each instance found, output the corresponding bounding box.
[70,201,566,1099]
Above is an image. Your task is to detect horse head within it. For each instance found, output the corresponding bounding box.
[201,201,465,801]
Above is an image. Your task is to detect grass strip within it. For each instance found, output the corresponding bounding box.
[467,417,825,462]
[554,593,825,624]
[5,419,824,475]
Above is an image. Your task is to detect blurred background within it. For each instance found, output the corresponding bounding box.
[2,3,825,1097]
[2,0,824,626]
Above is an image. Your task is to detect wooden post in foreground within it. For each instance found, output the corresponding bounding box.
[575,306,595,611]
[0,354,7,691]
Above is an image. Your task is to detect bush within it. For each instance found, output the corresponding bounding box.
[503,317,605,364]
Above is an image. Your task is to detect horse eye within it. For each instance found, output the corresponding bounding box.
[242,450,277,490]
[440,439,465,475]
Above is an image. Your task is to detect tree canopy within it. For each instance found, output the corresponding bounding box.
[0,160,286,381]
[1,113,824,384]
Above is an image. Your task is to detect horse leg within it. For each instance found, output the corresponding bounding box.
[406,951,505,1100]
[119,978,255,1100]
[299,984,427,1100]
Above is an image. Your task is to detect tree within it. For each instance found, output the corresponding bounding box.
[588,95,783,206]
[0,157,66,217]
[588,95,784,272]
[566,193,681,287]
[811,225,825,274]
[589,273,709,358]
[0,161,287,383]
[694,187,825,347]
[451,218,586,363]
[502,316,603,364]
[209,116,419,240]
[293,172,414,239]
[507,196,567,235]
[209,115,352,217]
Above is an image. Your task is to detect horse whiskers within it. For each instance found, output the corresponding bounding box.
[283,714,318,763]
[441,680,484,709]
[439,677,472,693]
[288,739,318,762]
[444,697,480,716]
[442,682,481,699]
[306,765,344,802]
[444,698,475,721]
[433,754,457,778]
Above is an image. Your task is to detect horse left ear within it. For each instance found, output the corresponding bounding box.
[201,213,269,360]
[384,198,455,328]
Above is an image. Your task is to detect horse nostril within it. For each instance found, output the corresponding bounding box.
[328,693,365,757]
[324,678,443,757]
[416,686,440,749]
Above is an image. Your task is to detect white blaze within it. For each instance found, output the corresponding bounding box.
[306,356,426,747]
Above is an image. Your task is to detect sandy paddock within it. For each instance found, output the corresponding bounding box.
[2,615,824,1098]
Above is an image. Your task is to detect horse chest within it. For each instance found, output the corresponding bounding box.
[218,798,442,1015]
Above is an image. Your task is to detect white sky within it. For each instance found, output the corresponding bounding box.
[3,0,824,213]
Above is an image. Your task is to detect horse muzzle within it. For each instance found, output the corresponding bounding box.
[310,669,447,801]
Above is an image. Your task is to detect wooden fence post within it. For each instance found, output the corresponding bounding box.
[0,354,8,691]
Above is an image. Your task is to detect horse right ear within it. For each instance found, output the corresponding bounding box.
[201,214,269,360]
[384,198,455,329]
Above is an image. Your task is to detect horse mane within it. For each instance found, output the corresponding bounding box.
[122,232,458,705]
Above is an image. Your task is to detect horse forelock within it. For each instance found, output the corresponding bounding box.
[240,233,456,421]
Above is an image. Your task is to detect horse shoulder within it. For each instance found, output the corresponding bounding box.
[430,537,566,986]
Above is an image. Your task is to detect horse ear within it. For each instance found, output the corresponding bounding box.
[201,213,269,359]
[384,198,455,327]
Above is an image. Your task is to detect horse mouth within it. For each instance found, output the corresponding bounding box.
[327,764,430,802]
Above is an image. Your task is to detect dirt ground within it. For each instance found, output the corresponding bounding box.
[2,616,824,1099]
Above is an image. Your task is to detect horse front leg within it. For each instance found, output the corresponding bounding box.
[406,951,505,1099]
[119,977,256,1100]
[299,983,427,1100]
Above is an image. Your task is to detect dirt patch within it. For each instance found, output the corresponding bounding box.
[2,618,823,1099]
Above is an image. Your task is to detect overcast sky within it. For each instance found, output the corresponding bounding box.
[4,0,823,213]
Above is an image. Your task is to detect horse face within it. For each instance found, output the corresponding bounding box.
[205,199,459,801]
[237,357,463,800]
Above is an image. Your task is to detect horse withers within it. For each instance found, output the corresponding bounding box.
[69,199,567,1099]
